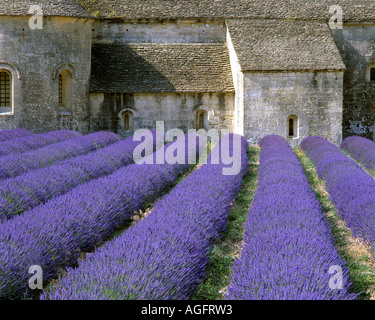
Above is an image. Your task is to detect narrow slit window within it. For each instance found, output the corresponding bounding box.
[0,71,11,107]
[124,112,130,130]
[197,110,208,130]
[287,115,298,138]
[58,70,72,113]
[289,118,294,136]
[122,111,133,131]
[58,74,63,107]
[199,112,204,129]
[371,67,375,82]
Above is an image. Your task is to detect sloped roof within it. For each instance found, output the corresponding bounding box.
[1,1,375,22]
[0,0,93,18]
[227,19,346,71]
[78,0,375,22]
[90,43,235,93]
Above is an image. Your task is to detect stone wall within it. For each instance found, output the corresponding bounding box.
[243,71,344,147]
[89,92,234,136]
[331,23,375,140]
[226,27,244,136]
[0,16,92,133]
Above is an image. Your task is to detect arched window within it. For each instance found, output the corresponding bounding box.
[371,67,375,82]
[287,115,298,138]
[58,69,72,113]
[0,70,12,113]
[118,108,136,133]
[196,110,208,130]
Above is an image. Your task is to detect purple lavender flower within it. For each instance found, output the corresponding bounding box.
[226,135,356,300]
[0,128,33,142]
[301,136,375,257]
[341,136,375,171]
[0,131,120,180]
[0,133,203,299]
[0,130,82,157]
[39,134,249,300]
[0,131,157,221]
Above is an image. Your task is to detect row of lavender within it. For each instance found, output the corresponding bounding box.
[226,135,356,300]
[341,135,375,171]
[0,130,82,157]
[0,128,32,142]
[41,134,249,300]
[301,136,375,254]
[0,133,202,299]
[0,131,120,180]
[0,130,157,221]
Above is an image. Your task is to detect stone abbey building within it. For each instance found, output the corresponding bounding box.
[1,0,375,146]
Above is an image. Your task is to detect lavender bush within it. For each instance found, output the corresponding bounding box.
[341,135,375,171]
[0,131,120,180]
[0,133,203,299]
[0,128,33,142]
[0,131,157,221]
[0,130,82,157]
[40,134,248,300]
[301,136,375,256]
[226,135,356,300]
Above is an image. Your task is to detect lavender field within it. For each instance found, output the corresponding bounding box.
[0,128,374,300]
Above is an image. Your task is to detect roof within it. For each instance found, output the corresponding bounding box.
[227,19,346,72]
[0,0,93,18]
[2,1,374,22]
[78,0,375,22]
[90,43,234,93]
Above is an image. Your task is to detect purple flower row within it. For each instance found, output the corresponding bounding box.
[0,128,33,142]
[0,131,120,181]
[40,134,249,300]
[301,136,375,255]
[0,133,202,299]
[0,131,157,222]
[0,130,82,157]
[226,135,356,300]
[340,135,375,171]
